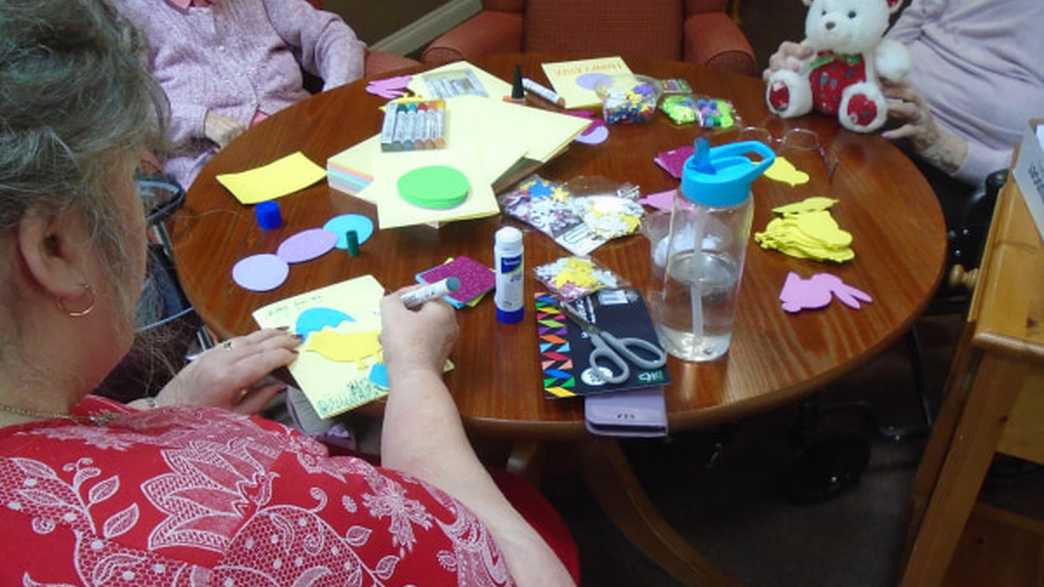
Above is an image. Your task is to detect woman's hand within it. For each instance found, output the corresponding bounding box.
[763,41,814,81]
[379,289,458,383]
[882,80,968,174]
[155,328,300,414]
[203,111,247,149]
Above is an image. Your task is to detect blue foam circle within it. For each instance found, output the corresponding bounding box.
[295,307,354,340]
[323,214,374,250]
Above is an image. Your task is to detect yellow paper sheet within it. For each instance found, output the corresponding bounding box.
[451,96,590,163]
[217,151,326,205]
[541,57,633,109]
[252,276,387,418]
[408,61,513,100]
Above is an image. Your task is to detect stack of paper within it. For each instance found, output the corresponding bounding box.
[754,197,855,263]
[218,152,327,204]
[327,63,590,229]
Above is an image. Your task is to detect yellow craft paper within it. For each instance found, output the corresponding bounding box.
[449,96,590,163]
[407,61,513,100]
[541,56,633,109]
[252,276,386,419]
[217,151,326,205]
[306,329,382,366]
[764,157,811,187]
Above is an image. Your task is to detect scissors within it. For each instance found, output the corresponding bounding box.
[561,302,668,384]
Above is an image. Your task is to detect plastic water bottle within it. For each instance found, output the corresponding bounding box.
[650,139,775,361]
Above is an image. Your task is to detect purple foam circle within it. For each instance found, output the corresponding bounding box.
[276,228,338,264]
[575,124,609,145]
[232,254,290,292]
[576,73,612,91]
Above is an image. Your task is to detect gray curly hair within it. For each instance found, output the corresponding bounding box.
[0,0,168,310]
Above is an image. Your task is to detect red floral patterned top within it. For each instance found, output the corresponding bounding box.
[0,396,514,586]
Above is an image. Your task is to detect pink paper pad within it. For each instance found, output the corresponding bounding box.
[232,254,289,292]
[276,228,338,263]
[655,145,694,179]
[779,272,873,313]
[418,256,495,304]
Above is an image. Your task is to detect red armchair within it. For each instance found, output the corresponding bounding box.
[421,0,756,76]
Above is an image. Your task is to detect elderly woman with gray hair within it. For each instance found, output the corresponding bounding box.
[0,2,574,585]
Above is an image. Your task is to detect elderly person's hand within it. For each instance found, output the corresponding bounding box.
[203,111,247,149]
[881,80,969,174]
[379,289,458,382]
[152,328,300,414]
[763,41,815,81]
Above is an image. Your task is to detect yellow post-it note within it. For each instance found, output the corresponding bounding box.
[764,156,811,187]
[541,57,633,109]
[408,61,512,100]
[217,151,326,205]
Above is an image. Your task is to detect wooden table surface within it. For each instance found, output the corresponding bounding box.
[171,53,947,439]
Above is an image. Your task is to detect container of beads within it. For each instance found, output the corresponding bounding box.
[595,75,661,125]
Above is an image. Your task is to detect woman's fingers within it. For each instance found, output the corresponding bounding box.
[887,100,921,122]
[881,124,917,140]
[227,347,300,389]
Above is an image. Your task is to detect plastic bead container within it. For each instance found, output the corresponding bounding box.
[596,75,662,125]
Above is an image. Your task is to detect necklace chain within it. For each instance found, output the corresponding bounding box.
[0,402,115,426]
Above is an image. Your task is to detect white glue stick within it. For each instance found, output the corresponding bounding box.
[494,227,524,323]
[401,277,461,309]
[522,78,565,107]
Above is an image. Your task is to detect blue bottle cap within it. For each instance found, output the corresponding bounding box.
[680,140,776,208]
[255,201,283,230]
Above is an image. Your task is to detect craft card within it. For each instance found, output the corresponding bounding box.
[253,275,388,419]
[218,152,326,205]
[535,288,670,399]
[541,57,633,109]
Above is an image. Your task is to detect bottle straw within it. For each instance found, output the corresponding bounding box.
[689,210,706,347]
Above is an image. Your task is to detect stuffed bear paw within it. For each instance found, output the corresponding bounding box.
[839,82,888,132]
[766,69,813,119]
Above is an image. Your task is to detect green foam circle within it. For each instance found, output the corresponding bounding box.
[397,165,470,210]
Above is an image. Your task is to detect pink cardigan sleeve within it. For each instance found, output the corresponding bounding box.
[261,0,365,90]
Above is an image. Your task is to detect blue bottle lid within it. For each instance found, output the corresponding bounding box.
[680,140,776,208]
[496,307,524,324]
[255,201,283,230]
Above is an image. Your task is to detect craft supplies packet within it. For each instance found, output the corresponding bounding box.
[563,175,645,239]
[535,288,670,399]
[499,175,611,256]
[534,256,627,302]
[658,78,693,95]
[660,95,740,129]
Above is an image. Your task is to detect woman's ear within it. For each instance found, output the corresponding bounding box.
[16,206,95,300]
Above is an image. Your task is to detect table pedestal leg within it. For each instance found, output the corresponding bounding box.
[580,437,743,586]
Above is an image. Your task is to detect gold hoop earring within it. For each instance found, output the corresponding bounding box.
[56,282,96,318]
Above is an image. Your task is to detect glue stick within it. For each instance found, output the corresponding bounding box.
[494,227,524,324]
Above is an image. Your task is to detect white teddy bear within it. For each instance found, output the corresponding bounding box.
[765,0,911,133]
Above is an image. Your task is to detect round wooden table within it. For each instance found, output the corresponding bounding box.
[172,53,946,585]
